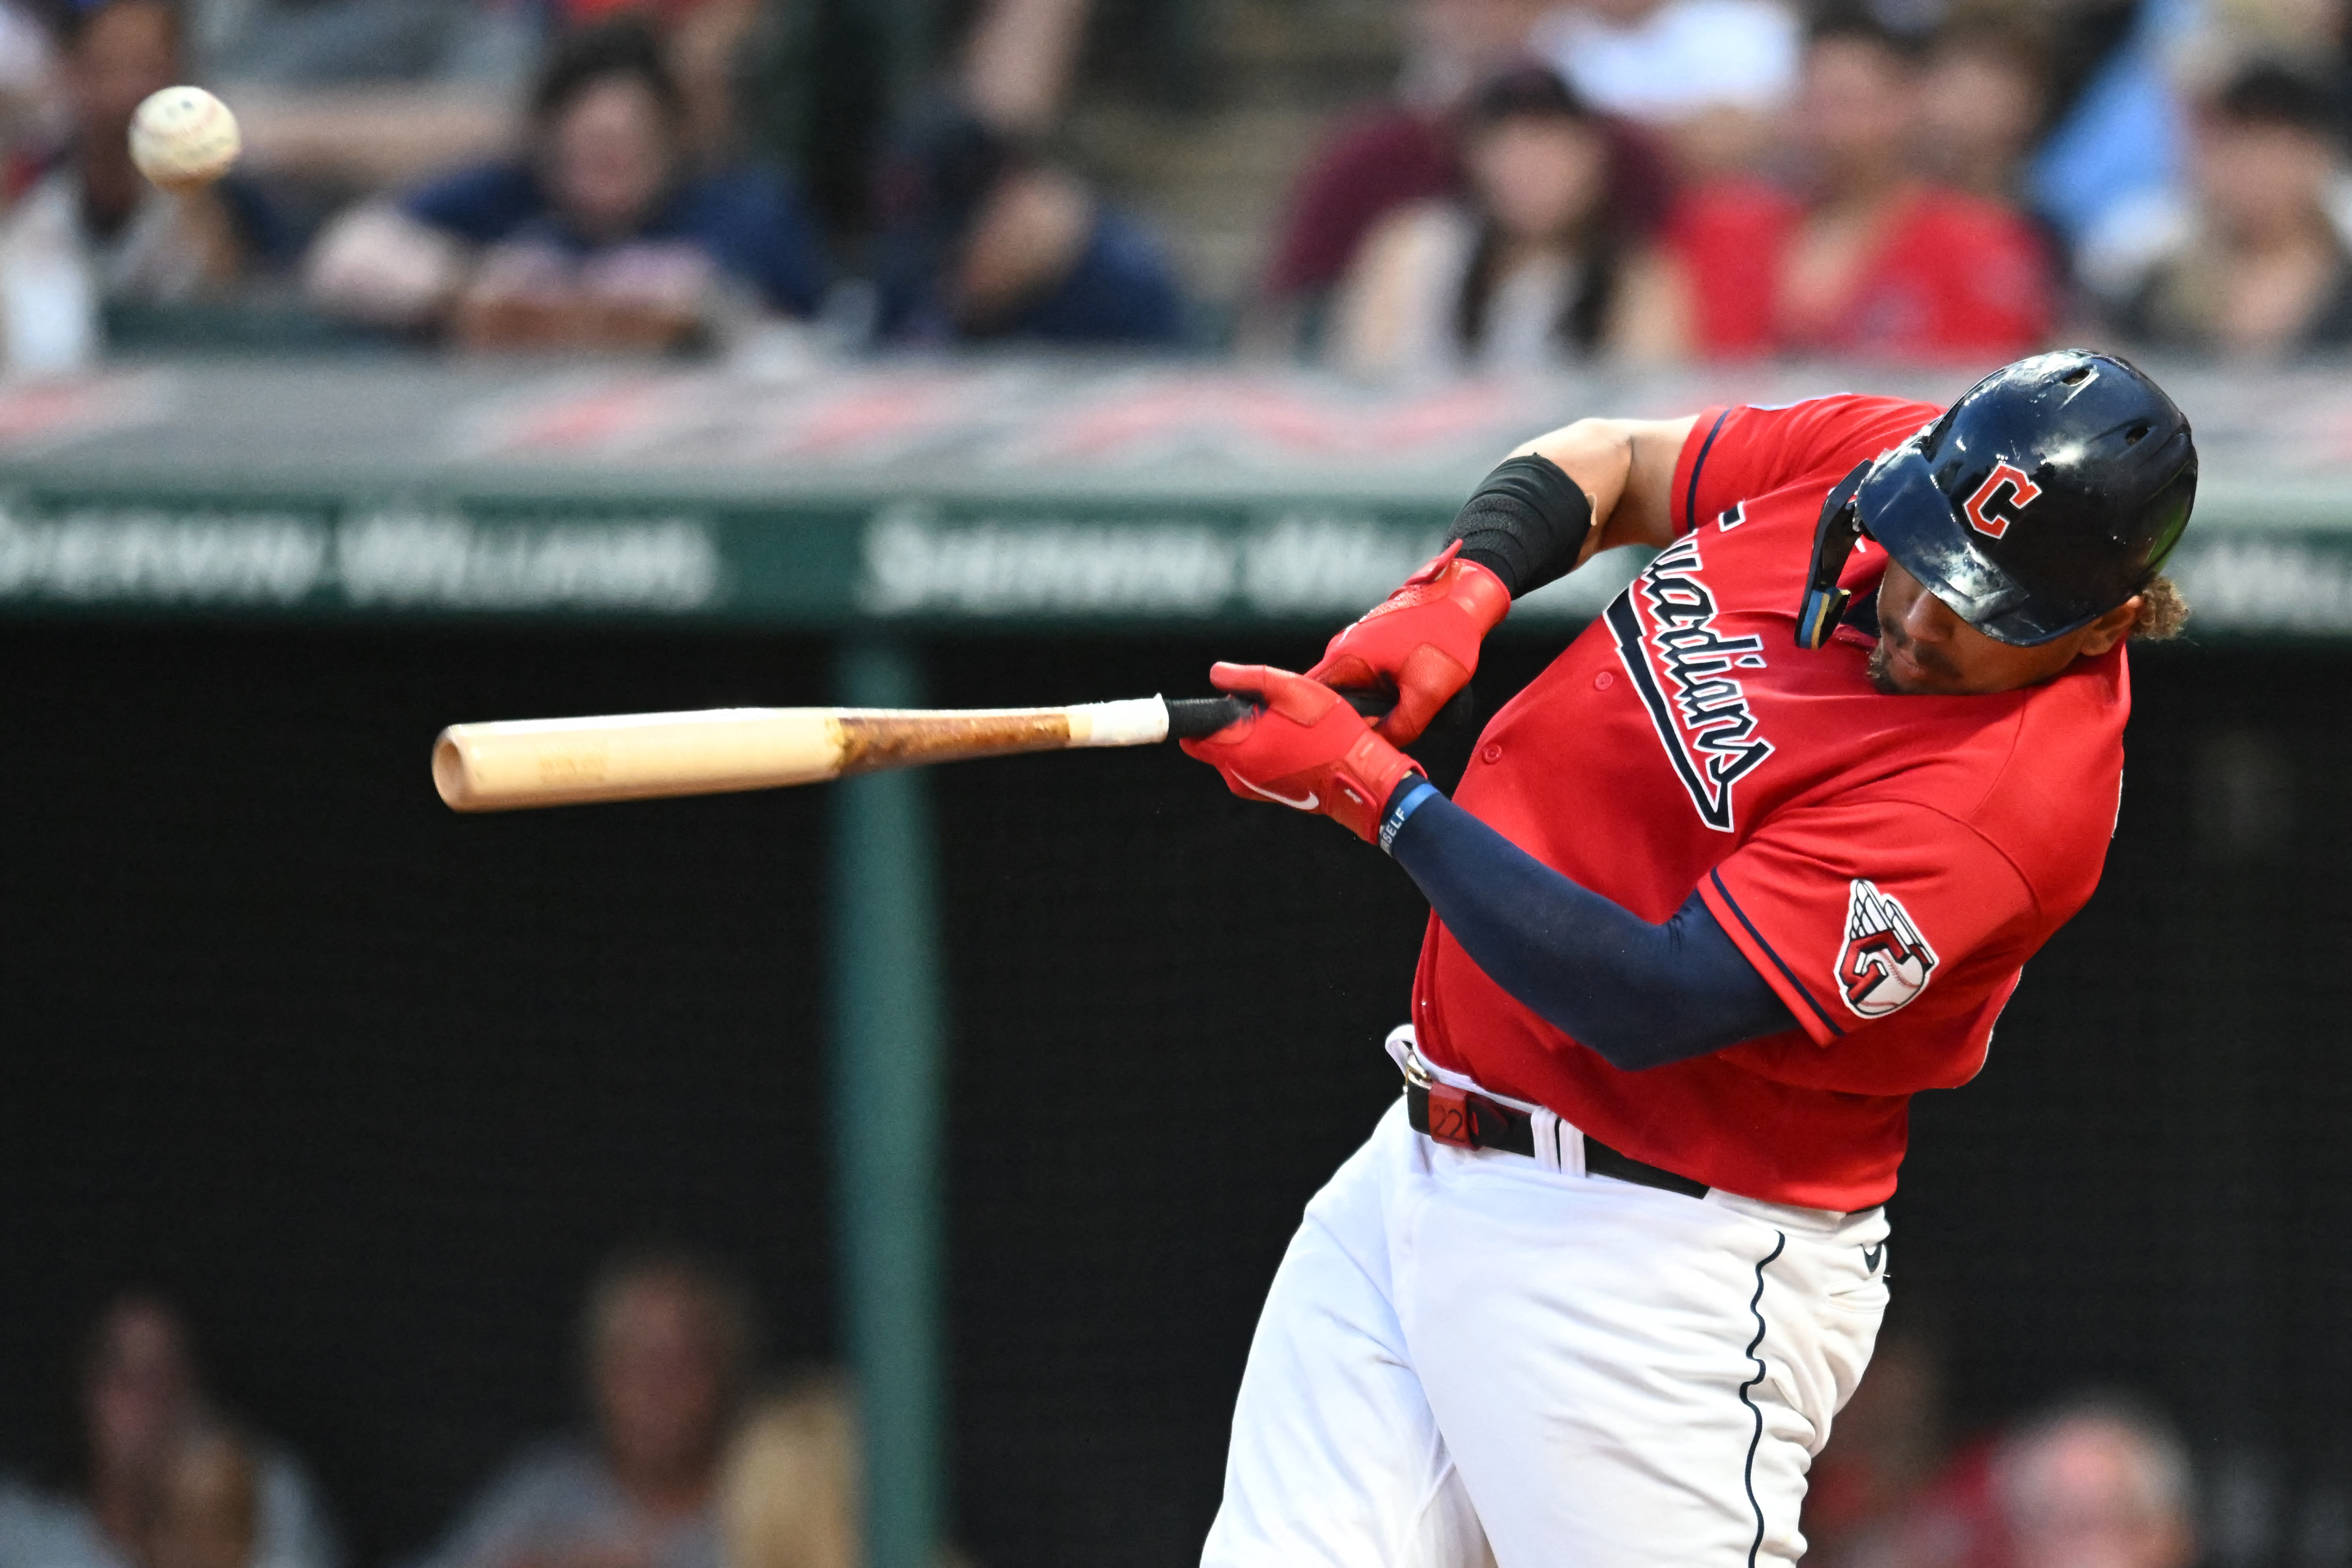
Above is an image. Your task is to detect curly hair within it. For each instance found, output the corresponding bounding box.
[2131,574,2188,640]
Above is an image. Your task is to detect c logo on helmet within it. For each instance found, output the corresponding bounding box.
[1962,462,2042,539]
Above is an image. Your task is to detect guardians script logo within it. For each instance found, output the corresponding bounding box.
[1604,533,1773,831]
[1838,878,1939,1018]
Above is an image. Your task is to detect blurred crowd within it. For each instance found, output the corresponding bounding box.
[1802,1303,2200,1568]
[0,1258,2212,1568]
[0,1252,878,1568]
[1262,0,2352,368]
[0,0,2343,371]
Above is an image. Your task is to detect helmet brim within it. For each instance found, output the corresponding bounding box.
[1856,447,2101,647]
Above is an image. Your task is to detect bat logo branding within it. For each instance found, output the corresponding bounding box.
[1962,462,2041,539]
[1837,879,1938,1018]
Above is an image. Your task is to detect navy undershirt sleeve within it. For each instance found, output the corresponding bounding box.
[1386,789,1795,1069]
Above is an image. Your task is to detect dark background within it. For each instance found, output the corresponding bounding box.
[0,623,2337,1568]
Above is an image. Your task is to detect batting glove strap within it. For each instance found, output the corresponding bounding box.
[1176,663,1426,844]
[1306,543,1512,745]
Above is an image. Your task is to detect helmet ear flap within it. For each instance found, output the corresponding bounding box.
[1797,461,1873,649]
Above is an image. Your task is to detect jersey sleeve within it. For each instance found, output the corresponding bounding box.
[1668,395,1944,537]
[1696,794,2037,1046]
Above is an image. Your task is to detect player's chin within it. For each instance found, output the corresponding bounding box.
[1866,639,1964,697]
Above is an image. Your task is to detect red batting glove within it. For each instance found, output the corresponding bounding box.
[1177,663,1426,844]
[1305,541,1511,745]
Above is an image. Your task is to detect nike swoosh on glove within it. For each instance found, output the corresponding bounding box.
[1177,662,1425,843]
[1305,541,1510,745]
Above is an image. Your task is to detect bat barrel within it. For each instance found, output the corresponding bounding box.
[435,708,847,811]
[432,701,1181,812]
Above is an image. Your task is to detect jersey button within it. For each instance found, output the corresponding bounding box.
[1482,742,1503,764]
[1594,670,1616,690]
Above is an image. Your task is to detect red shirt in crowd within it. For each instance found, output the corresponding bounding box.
[1411,395,2129,1211]
[1666,180,2053,359]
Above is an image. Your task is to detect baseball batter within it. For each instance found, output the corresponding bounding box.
[1178,350,2197,1567]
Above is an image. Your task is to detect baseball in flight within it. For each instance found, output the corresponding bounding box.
[128,86,240,192]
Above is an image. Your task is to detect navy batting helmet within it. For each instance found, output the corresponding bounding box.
[1796,351,2198,649]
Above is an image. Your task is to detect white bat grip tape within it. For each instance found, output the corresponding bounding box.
[1065,697,1173,747]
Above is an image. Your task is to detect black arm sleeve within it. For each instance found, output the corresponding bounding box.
[1386,788,1795,1068]
[1447,454,1596,598]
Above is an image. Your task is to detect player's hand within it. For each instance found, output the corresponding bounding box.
[1306,541,1510,745]
[1178,663,1425,844]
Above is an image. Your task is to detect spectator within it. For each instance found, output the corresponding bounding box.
[148,1426,260,1568]
[1251,0,1672,355]
[1529,0,1799,176]
[1992,1395,2197,1568]
[0,1296,336,1568]
[1253,0,1548,325]
[0,0,57,159]
[871,103,1184,348]
[1915,5,2053,205]
[2027,0,2193,282]
[2110,61,2352,357]
[547,0,768,171]
[303,17,827,350]
[1649,7,2054,360]
[1327,63,1669,373]
[715,1380,856,1568]
[419,1249,755,1568]
[0,0,284,372]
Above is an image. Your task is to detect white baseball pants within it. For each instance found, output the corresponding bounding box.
[1202,1088,1890,1568]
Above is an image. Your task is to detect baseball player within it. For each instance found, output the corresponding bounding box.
[1178,350,2197,1567]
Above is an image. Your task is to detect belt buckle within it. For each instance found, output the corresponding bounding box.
[1423,1082,1509,1150]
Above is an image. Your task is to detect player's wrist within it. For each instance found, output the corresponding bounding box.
[1377,777,1441,854]
[1333,731,1424,843]
[1449,454,1595,599]
[1445,555,1513,636]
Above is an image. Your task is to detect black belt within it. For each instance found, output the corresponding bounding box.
[1406,1081,1710,1201]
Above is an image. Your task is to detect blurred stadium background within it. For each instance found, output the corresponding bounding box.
[0,0,2348,1563]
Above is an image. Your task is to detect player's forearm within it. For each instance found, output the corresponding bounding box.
[1445,455,1593,598]
[1435,431,1629,606]
[1383,785,1793,1067]
[1509,415,1695,558]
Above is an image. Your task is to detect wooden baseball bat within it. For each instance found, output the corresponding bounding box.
[432,694,1285,812]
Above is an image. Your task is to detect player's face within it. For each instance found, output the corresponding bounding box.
[1870,560,2135,696]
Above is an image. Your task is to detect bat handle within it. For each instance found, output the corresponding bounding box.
[1162,688,1394,741]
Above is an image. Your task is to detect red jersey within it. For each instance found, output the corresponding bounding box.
[1409,395,2130,1210]
[1666,180,2052,359]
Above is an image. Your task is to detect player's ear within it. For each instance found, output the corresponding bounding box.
[2075,596,2142,659]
